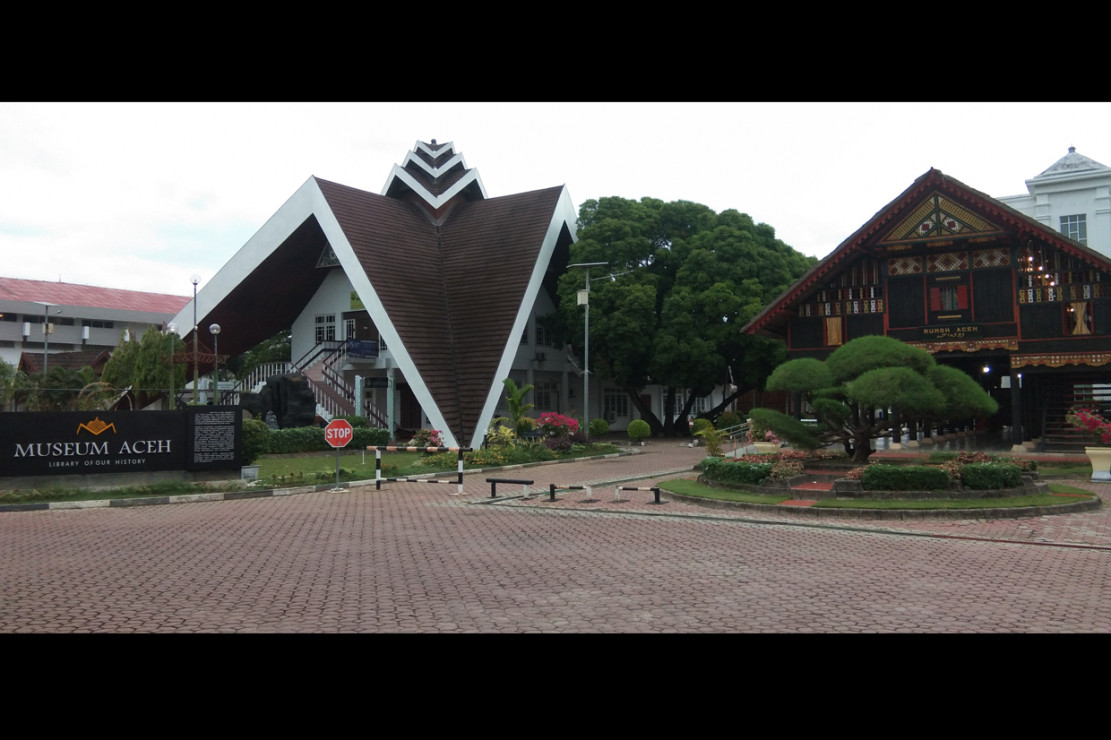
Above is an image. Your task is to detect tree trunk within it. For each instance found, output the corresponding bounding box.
[627,389,664,436]
[706,387,744,419]
[674,391,699,436]
[662,387,677,436]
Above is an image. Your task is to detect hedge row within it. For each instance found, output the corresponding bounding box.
[699,457,774,485]
[959,462,1023,490]
[861,464,950,491]
[263,426,390,454]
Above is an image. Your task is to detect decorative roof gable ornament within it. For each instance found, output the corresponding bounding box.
[880,192,999,244]
[382,139,488,217]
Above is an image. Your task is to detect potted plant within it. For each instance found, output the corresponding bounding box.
[1066,407,1111,481]
[747,418,781,454]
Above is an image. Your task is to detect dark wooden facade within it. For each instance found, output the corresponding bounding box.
[743,168,1111,450]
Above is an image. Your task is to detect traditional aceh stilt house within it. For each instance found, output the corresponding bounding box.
[742,167,1111,451]
[173,140,578,449]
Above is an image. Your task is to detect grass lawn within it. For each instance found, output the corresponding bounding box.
[259,450,424,486]
[658,478,1099,510]
[0,480,247,505]
[1,444,623,505]
[658,478,792,504]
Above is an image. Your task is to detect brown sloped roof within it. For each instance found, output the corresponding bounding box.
[187,215,337,362]
[19,347,112,374]
[318,177,568,444]
[742,168,1111,339]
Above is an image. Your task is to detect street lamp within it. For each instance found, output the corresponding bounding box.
[165,322,177,409]
[191,274,200,404]
[209,323,221,405]
[36,302,59,376]
[567,261,608,440]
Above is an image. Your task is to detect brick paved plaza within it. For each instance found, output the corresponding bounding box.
[2,443,1109,633]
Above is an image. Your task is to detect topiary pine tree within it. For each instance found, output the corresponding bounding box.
[762,335,998,463]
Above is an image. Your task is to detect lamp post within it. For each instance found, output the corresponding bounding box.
[165,322,177,410]
[37,302,59,376]
[209,323,221,405]
[567,261,608,440]
[191,274,200,404]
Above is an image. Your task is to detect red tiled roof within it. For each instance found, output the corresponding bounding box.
[0,276,189,314]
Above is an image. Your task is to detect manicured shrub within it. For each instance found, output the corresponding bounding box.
[352,427,390,448]
[699,457,774,485]
[748,407,818,450]
[691,418,714,436]
[627,419,651,442]
[265,425,388,454]
[861,464,950,491]
[241,418,270,465]
[716,411,743,430]
[589,418,610,437]
[960,462,1022,490]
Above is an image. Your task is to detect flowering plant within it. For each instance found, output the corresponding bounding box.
[764,429,781,444]
[409,428,444,447]
[1066,408,1111,445]
[537,412,580,437]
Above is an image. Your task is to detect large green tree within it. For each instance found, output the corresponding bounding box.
[550,196,815,435]
[225,329,291,378]
[763,335,998,463]
[101,327,186,408]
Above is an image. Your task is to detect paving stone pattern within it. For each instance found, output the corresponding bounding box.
[2,443,1110,633]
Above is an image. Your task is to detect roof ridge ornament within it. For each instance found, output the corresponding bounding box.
[382,140,489,210]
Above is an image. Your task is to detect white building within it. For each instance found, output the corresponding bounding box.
[997,147,1111,256]
[0,277,188,372]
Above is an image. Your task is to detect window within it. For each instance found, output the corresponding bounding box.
[1066,301,1094,336]
[1061,214,1088,245]
[929,285,968,312]
[536,323,555,348]
[314,314,336,343]
[81,319,114,329]
[689,394,708,416]
[603,388,629,423]
[535,379,559,411]
[344,318,356,340]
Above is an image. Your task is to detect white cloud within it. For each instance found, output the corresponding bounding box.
[3,102,1110,295]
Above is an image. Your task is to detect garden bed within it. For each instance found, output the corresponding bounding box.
[699,450,1048,500]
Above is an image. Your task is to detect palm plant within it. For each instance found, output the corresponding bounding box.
[492,378,535,439]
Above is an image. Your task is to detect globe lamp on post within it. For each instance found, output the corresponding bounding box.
[209,323,221,405]
[165,322,177,410]
[191,275,200,404]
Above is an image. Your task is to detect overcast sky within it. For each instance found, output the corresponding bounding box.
[3,102,1110,298]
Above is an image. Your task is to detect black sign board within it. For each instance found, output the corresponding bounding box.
[187,406,243,471]
[0,407,241,478]
[920,324,981,341]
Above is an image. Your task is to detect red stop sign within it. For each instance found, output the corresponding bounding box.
[324,419,354,448]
